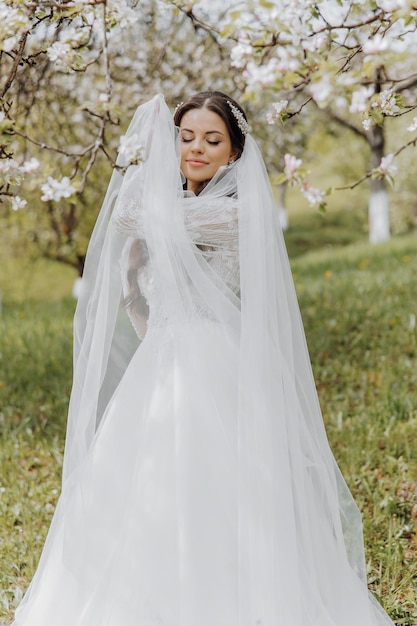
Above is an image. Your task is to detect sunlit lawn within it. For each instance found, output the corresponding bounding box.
[0,219,416,624]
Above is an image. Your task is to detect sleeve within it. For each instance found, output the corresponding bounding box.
[111,164,145,238]
[119,237,150,340]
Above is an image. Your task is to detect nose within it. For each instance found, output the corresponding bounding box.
[190,137,204,153]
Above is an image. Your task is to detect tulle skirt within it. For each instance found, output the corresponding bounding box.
[13,319,392,626]
[14,320,240,626]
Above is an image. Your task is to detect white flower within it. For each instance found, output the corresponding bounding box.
[2,35,19,52]
[244,58,283,90]
[377,0,403,9]
[0,158,21,184]
[302,184,325,206]
[407,117,417,132]
[374,90,401,116]
[284,153,302,179]
[379,153,396,173]
[363,34,388,55]
[0,2,31,52]
[266,100,289,125]
[302,35,326,53]
[375,153,397,180]
[47,42,71,63]
[118,133,143,163]
[309,75,333,107]
[0,158,18,172]
[98,93,109,103]
[107,0,138,29]
[231,41,253,69]
[59,25,86,46]
[22,157,40,173]
[362,118,373,131]
[41,176,75,202]
[11,196,27,211]
[350,86,374,113]
[273,100,289,114]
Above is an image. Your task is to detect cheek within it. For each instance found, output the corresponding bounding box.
[221,144,233,161]
[180,146,188,167]
[212,146,229,164]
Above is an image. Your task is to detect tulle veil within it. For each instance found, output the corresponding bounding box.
[15,94,394,626]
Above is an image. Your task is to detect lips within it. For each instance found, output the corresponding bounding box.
[186,159,208,167]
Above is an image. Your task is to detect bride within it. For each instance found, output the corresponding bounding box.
[12,91,395,626]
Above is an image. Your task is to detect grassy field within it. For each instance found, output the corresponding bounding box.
[0,213,416,624]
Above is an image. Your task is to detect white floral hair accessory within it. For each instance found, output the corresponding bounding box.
[227,100,249,136]
[174,102,184,114]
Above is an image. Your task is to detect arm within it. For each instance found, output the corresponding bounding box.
[120,238,149,339]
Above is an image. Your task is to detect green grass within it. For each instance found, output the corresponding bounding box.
[0,261,75,623]
[291,235,417,623]
[283,181,369,258]
[0,230,416,624]
[283,201,369,258]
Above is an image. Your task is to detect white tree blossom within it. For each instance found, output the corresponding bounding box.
[11,196,27,211]
[376,154,397,178]
[174,0,417,241]
[283,153,302,181]
[230,40,253,69]
[407,117,417,132]
[118,133,144,164]
[41,177,76,202]
[350,87,375,114]
[266,100,289,125]
[21,158,40,174]
[0,1,31,52]
[2,0,417,257]
[301,183,326,206]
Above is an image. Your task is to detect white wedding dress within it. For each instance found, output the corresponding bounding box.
[12,96,395,626]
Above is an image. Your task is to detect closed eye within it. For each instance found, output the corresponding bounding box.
[207,140,220,145]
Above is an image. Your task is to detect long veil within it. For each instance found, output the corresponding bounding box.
[22,94,393,626]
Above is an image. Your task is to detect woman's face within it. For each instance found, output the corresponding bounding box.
[179,107,237,194]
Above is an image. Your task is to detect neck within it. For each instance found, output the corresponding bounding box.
[186,179,209,196]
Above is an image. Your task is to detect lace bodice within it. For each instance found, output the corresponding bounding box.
[183,196,239,296]
[112,195,240,337]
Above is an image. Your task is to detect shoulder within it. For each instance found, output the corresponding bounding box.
[183,195,238,223]
[183,195,238,211]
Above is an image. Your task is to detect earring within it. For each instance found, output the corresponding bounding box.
[228,159,234,165]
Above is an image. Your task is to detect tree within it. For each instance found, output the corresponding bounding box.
[4,0,416,254]
[0,0,244,272]
[174,0,417,242]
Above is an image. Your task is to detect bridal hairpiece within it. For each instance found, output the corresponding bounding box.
[174,99,249,136]
[227,101,249,136]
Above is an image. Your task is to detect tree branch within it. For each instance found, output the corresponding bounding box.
[12,129,99,158]
[0,32,29,99]
[334,135,417,191]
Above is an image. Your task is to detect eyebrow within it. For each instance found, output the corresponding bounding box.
[181,128,225,136]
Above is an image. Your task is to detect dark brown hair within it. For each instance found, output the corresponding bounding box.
[173,91,248,159]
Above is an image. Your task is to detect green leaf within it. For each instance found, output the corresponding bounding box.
[272,173,288,186]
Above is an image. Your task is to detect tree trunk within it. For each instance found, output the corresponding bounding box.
[368,93,390,244]
[276,182,289,231]
[368,180,390,244]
